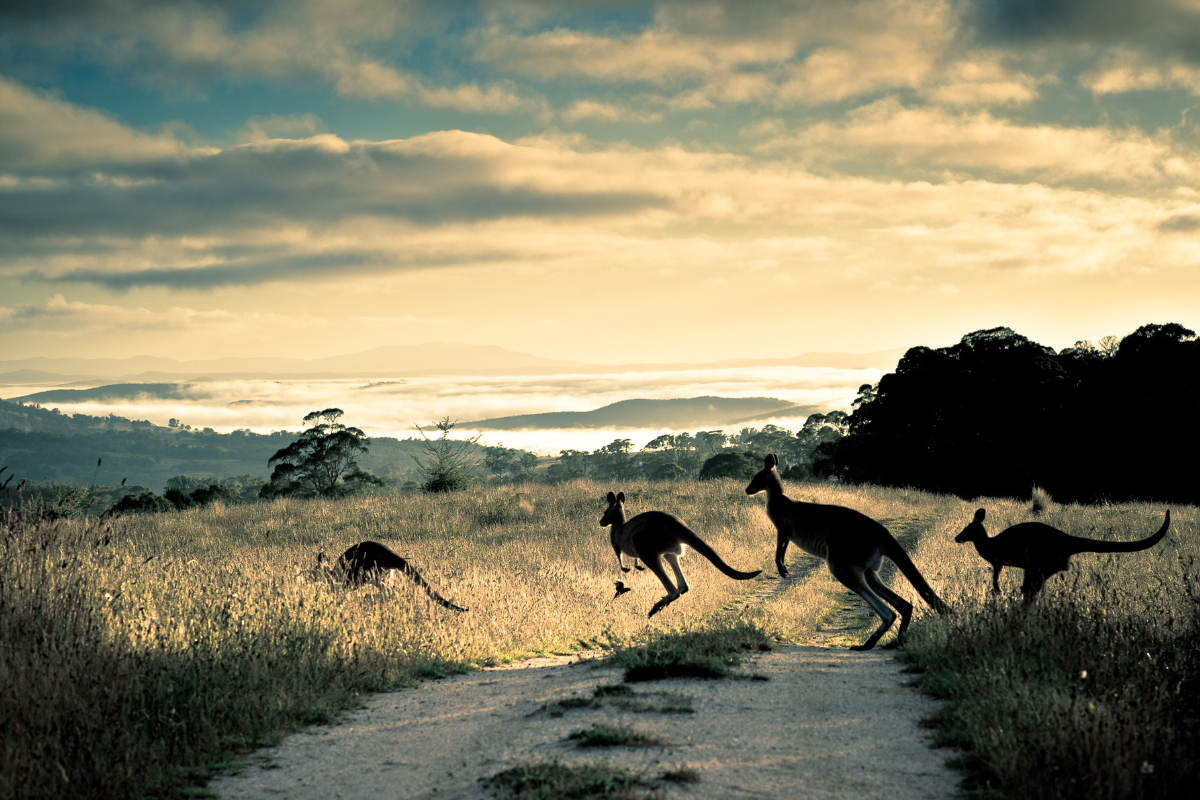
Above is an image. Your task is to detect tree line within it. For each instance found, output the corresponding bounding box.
[820,323,1200,506]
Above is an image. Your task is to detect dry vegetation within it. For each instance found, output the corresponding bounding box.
[4,476,1192,800]
[898,500,1200,800]
[1,478,943,800]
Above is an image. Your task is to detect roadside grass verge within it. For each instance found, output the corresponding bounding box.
[898,501,1200,800]
[0,477,950,800]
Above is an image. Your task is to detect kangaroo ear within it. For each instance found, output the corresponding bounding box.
[766,453,778,468]
[974,508,986,522]
[606,491,616,503]
[617,491,625,503]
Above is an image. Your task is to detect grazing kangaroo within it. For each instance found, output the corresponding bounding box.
[318,541,468,612]
[745,454,948,650]
[955,508,1171,600]
[601,491,762,618]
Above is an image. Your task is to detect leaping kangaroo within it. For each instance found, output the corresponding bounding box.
[745,454,948,650]
[318,541,468,612]
[955,508,1171,600]
[602,491,762,618]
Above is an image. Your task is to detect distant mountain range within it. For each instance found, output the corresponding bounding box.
[464,397,816,430]
[0,341,906,385]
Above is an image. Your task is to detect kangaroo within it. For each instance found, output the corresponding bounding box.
[317,541,468,612]
[744,454,948,650]
[955,508,1170,600]
[601,491,762,618]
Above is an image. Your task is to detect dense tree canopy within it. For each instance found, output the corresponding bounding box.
[821,324,1200,505]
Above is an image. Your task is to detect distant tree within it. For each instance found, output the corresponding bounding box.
[698,451,760,481]
[510,451,540,483]
[260,408,383,499]
[483,445,516,480]
[546,449,592,483]
[590,439,634,481]
[411,417,481,493]
[107,491,174,517]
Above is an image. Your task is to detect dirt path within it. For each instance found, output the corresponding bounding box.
[212,514,957,799]
[211,645,956,800]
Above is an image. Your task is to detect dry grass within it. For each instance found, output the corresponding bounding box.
[0,477,959,800]
[899,499,1200,800]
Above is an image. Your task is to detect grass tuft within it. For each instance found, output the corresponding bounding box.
[565,724,664,748]
[483,761,658,799]
[605,618,774,682]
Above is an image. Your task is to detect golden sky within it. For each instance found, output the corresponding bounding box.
[2,1,1198,364]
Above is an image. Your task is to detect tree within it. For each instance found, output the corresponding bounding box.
[590,439,634,481]
[411,417,481,492]
[698,451,761,481]
[483,445,517,480]
[260,408,383,499]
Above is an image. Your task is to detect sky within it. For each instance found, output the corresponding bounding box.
[2,0,1199,365]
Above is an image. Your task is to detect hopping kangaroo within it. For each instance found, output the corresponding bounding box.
[955,508,1171,600]
[318,541,468,612]
[745,454,948,650]
[601,491,762,618]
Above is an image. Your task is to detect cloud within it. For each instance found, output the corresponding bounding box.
[237,113,327,143]
[1,0,535,112]
[767,98,1196,185]
[0,75,192,169]
[968,0,1200,58]
[1081,48,1200,95]
[0,293,318,335]
[476,0,959,107]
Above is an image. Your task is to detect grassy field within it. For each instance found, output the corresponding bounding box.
[896,499,1200,800]
[3,477,1193,799]
[0,478,947,800]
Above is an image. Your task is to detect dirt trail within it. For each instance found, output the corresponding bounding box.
[211,514,957,800]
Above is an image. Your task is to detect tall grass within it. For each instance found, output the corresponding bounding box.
[0,477,955,800]
[899,501,1200,799]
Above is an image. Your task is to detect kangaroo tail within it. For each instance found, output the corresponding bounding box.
[398,562,469,612]
[681,529,762,581]
[1070,510,1170,555]
[880,534,949,614]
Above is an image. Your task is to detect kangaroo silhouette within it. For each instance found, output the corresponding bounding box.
[602,491,762,618]
[318,541,467,612]
[955,508,1170,600]
[745,454,948,650]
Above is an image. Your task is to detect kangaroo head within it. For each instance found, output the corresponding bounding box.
[745,453,781,495]
[954,508,988,543]
[600,491,626,527]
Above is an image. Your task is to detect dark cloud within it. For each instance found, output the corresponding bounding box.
[968,0,1200,60]
[0,136,670,240]
[1158,213,1200,233]
[33,246,537,290]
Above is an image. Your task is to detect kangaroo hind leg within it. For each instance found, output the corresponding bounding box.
[828,560,897,652]
[644,554,680,618]
[663,552,689,595]
[864,569,912,636]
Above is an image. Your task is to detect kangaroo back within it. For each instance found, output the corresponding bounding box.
[1066,511,1170,556]
[878,534,948,614]
[678,528,762,580]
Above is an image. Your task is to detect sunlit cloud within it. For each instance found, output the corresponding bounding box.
[762,98,1196,185]
[0,294,324,336]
